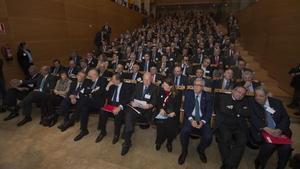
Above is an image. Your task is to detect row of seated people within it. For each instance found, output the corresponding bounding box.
[0,63,292,169]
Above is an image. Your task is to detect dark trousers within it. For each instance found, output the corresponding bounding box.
[98,109,124,137]
[217,125,247,169]
[124,107,152,144]
[3,88,28,107]
[41,94,63,117]
[77,98,101,132]
[0,78,6,99]
[56,97,78,122]
[257,142,292,169]
[156,117,178,145]
[180,121,212,153]
[20,91,45,117]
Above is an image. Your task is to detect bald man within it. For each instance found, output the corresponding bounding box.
[121,72,158,156]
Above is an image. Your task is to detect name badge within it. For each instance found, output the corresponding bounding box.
[266,106,276,114]
[226,105,233,109]
[145,94,151,99]
[205,70,210,73]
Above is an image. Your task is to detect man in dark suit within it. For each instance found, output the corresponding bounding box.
[124,64,142,81]
[48,71,88,130]
[287,64,300,112]
[150,66,163,84]
[79,59,91,74]
[69,51,81,66]
[85,52,98,69]
[97,61,113,78]
[65,60,80,79]
[2,66,41,121]
[96,73,131,144]
[189,68,212,87]
[238,69,261,92]
[215,86,251,169]
[17,66,57,126]
[121,72,158,156]
[200,57,213,78]
[173,66,188,86]
[250,86,292,169]
[232,59,246,81]
[178,79,213,165]
[180,56,193,76]
[212,68,235,90]
[50,59,64,76]
[140,53,156,72]
[73,69,108,141]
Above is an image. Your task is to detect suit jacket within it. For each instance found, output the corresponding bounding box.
[173,75,188,86]
[130,83,158,106]
[20,73,42,91]
[212,78,235,90]
[50,65,64,75]
[65,66,80,77]
[99,70,113,78]
[80,77,108,108]
[215,93,251,130]
[34,74,57,94]
[124,72,143,81]
[87,58,98,68]
[183,91,212,124]
[106,83,131,108]
[250,97,291,143]
[189,77,212,87]
[67,79,89,97]
[237,80,261,91]
[140,60,156,72]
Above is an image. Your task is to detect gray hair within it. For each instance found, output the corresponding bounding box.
[255,86,268,96]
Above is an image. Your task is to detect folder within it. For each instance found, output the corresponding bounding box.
[262,131,292,145]
[101,105,118,113]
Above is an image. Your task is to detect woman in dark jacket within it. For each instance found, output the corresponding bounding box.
[154,77,180,152]
[17,42,33,77]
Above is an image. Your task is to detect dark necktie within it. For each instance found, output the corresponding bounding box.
[195,95,201,121]
[142,86,148,98]
[39,76,46,92]
[225,80,230,89]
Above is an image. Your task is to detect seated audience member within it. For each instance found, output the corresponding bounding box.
[172,66,188,86]
[2,66,41,121]
[157,55,173,77]
[200,57,213,78]
[232,59,246,81]
[189,68,211,87]
[80,59,90,74]
[114,64,125,78]
[212,68,235,90]
[154,78,180,152]
[215,86,251,169]
[85,52,98,69]
[124,63,142,81]
[69,51,81,66]
[238,69,261,92]
[180,56,193,76]
[124,52,137,72]
[140,53,156,72]
[250,86,292,169]
[97,61,113,78]
[17,66,57,127]
[109,52,121,70]
[96,73,131,144]
[121,72,158,156]
[150,66,163,84]
[50,59,64,76]
[65,59,80,79]
[41,71,72,126]
[178,79,213,165]
[49,71,88,131]
[73,69,108,141]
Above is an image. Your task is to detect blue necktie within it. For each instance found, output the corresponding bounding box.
[264,106,276,129]
[195,95,201,121]
[112,86,118,103]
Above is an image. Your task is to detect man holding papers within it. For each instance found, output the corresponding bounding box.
[121,72,158,156]
[250,86,292,169]
[178,79,213,165]
[96,73,131,144]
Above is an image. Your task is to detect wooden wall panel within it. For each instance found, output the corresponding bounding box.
[236,0,300,94]
[0,0,143,82]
